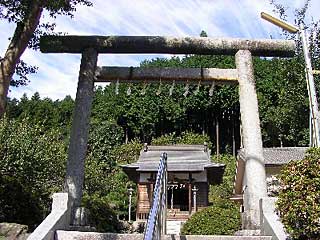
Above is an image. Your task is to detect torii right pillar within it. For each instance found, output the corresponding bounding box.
[236,50,267,229]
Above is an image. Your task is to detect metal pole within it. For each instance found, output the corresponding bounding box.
[162,153,167,235]
[300,23,320,147]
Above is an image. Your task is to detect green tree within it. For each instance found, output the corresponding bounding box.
[254,57,309,146]
[151,131,212,147]
[84,130,139,230]
[84,121,123,195]
[0,0,92,116]
[0,117,67,229]
[209,154,237,201]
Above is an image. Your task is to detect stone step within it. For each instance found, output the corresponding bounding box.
[166,220,182,235]
[56,230,272,240]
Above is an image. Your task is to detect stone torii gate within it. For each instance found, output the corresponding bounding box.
[40,35,295,230]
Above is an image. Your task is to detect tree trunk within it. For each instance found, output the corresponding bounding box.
[0,0,45,117]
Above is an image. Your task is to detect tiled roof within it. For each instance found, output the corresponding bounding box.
[238,147,308,165]
[121,144,225,184]
[123,145,224,172]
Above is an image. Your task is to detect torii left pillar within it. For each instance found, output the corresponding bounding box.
[64,48,98,225]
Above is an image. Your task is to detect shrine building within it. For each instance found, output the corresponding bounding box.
[122,144,225,221]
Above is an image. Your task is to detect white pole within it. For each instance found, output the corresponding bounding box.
[192,186,198,213]
[300,23,320,147]
[128,188,133,222]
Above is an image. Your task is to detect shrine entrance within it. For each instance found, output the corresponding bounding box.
[40,34,296,229]
[168,186,189,211]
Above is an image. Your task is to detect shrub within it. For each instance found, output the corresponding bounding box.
[276,148,320,239]
[0,175,42,229]
[181,198,240,235]
[181,154,240,235]
[82,193,119,232]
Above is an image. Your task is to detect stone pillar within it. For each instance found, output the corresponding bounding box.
[128,187,134,222]
[64,48,98,225]
[188,183,192,215]
[235,50,267,229]
[192,185,198,213]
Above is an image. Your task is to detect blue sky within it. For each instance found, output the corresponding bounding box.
[1,0,320,100]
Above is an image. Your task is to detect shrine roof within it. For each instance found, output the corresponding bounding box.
[238,147,308,165]
[122,144,224,172]
[121,144,225,183]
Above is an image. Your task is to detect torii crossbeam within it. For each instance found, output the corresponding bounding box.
[95,66,238,85]
[39,35,295,230]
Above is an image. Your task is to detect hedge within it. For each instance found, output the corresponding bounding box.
[276,148,320,239]
[181,198,240,235]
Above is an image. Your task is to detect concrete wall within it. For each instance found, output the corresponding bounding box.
[260,197,287,240]
[28,193,70,240]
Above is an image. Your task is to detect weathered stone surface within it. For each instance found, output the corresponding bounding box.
[235,50,267,229]
[234,230,261,236]
[64,48,98,224]
[40,35,295,57]
[55,231,272,240]
[96,66,238,85]
[0,222,28,239]
[131,221,145,234]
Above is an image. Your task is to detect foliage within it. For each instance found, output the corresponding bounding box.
[276,148,320,239]
[103,170,137,220]
[151,132,177,145]
[82,193,119,233]
[0,175,42,229]
[181,198,240,235]
[6,93,74,137]
[84,121,123,195]
[178,131,212,147]
[209,154,237,201]
[0,117,66,229]
[84,122,136,224]
[111,139,142,164]
[151,131,212,148]
[254,57,309,147]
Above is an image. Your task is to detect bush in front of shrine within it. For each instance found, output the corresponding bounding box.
[181,198,241,235]
[276,148,320,240]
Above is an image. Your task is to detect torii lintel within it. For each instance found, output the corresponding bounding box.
[40,35,295,57]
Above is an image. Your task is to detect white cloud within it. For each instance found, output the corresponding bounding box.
[2,0,319,100]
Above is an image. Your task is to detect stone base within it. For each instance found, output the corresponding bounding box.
[234,230,261,236]
[0,222,29,240]
[56,230,273,240]
[69,225,97,232]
